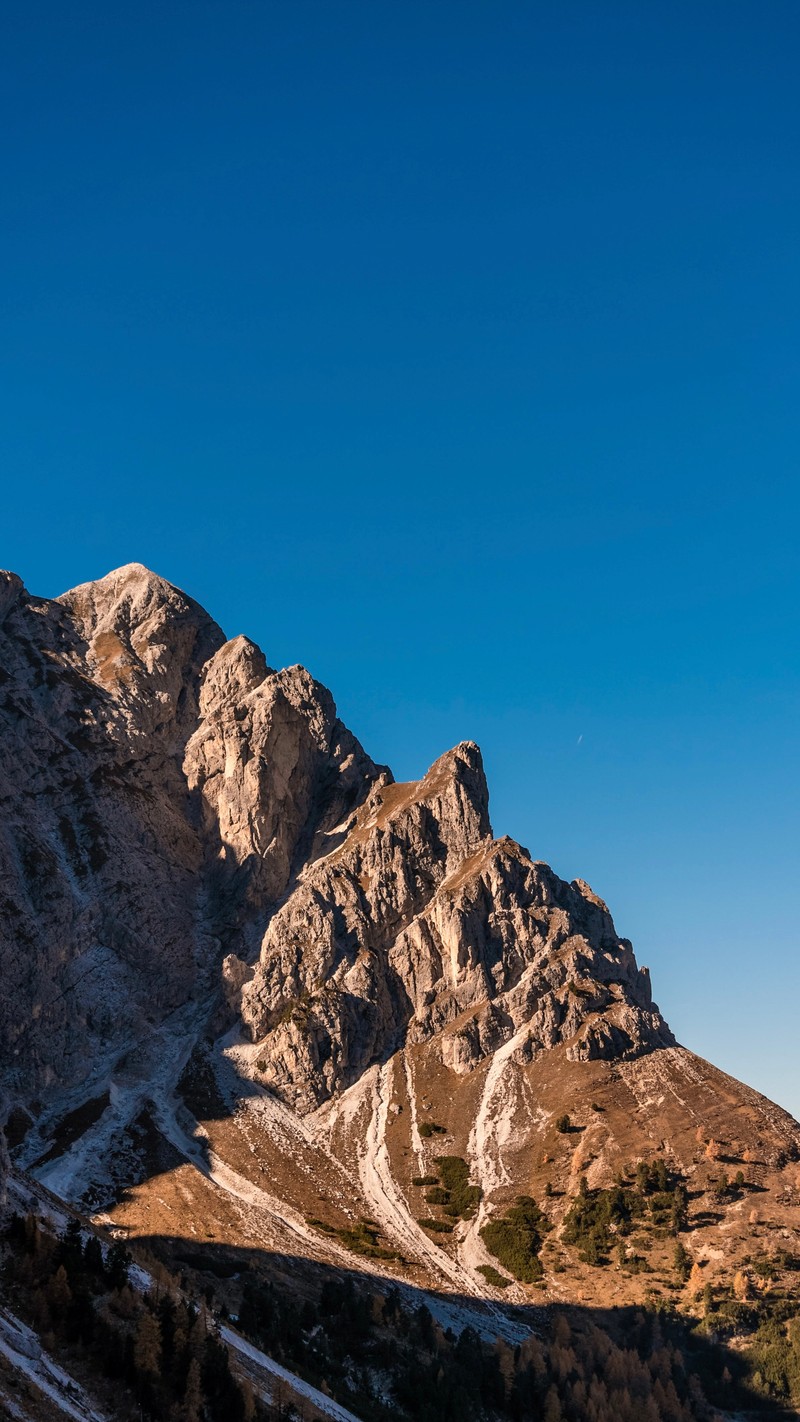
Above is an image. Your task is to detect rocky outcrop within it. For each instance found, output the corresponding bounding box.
[184,649,383,913]
[0,565,381,1101]
[0,562,670,1129]
[237,744,672,1110]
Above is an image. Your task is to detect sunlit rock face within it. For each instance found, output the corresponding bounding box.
[7,563,800,1347]
[0,562,670,1123]
[237,742,672,1111]
[0,564,382,1099]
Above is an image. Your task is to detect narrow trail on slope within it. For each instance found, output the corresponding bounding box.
[221,1326,363,1422]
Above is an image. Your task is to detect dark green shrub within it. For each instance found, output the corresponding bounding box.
[562,1183,640,1264]
[476,1264,512,1289]
[636,1158,669,1194]
[673,1240,691,1281]
[433,1156,482,1220]
[424,1187,450,1206]
[335,1219,397,1260]
[479,1196,549,1283]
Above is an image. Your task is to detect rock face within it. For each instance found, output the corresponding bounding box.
[8,564,800,1327]
[237,744,672,1111]
[0,562,669,1128]
[0,565,382,1100]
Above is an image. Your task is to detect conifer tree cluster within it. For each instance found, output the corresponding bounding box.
[3,1208,795,1421]
[2,1213,256,1422]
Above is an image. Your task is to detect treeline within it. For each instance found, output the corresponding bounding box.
[2,1210,786,1422]
[234,1270,747,1422]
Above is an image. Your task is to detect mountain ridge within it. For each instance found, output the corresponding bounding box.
[2,563,800,1421]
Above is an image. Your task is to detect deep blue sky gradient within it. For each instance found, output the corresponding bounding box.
[2,3,799,1113]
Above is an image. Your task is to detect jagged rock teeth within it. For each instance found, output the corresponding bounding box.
[0,563,670,1134]
[0,565,381,1100]
[240,747,673,1112]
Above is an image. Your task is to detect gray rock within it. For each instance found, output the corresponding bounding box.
[0,564,381,1101]
[240,747,672,1110]
[0,563,671,1131]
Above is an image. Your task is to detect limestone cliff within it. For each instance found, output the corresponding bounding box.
[3,564,799,1329]
[0,563,669,1117]
[0,564,381,1100]
[236,743,671,1110]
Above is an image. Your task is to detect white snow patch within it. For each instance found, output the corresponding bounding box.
[221,1326,362,1422]
[402,1054,425,1174]
[0,1309,107,1422]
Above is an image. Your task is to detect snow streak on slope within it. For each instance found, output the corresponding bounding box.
[221,1326,362,1422]
[0,1309,107,1422]
[461,1007,547,1292]
[313,1059,530,1343]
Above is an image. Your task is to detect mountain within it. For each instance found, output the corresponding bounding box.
[2,564,800,1421]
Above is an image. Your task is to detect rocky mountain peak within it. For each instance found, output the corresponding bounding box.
[0,565,380,1099]
[56,563,225,738]
[198,635,271,717]
[4,566,800,1420]
[234,732,672,1111]
[0,566,675,1117]
[0,570,26,624]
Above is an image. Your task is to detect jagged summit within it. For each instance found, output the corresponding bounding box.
[0,562,674,1112]
[2,565,799,1340]
[60,558,187,596]
[0,564,381,1096]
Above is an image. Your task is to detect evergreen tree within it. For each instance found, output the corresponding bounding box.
[106,1239,132,1290]
[174,1356,202,1422]
[57,1218,84,1276]
[46,1263,72,1314]
[134,1310,163,1378]
[543,1383,563,1421]
[83,1233,104,1280]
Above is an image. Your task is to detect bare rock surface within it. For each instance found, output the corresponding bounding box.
[3,564,800,1318]
[0,564,381,1102]
[0,562,670,1121]
[239,743,672,1110]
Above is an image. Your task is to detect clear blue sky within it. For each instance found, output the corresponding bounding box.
[2,3,799,1115]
